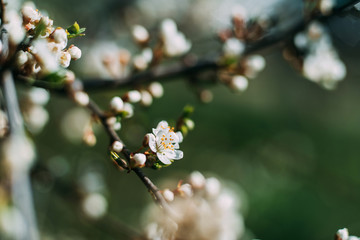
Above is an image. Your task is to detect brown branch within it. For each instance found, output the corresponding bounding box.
[77,0,360,92]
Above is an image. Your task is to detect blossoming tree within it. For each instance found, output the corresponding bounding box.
[0,0,360,239]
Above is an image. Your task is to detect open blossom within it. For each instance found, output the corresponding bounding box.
[147,121,183,165]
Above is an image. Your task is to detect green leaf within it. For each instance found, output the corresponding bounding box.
[66,22,86,39]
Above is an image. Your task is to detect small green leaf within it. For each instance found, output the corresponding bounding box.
[66,22,86,39]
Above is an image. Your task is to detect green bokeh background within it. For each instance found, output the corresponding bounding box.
[26,0,360,239]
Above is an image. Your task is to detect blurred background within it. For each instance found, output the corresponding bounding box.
[17,0,360,239]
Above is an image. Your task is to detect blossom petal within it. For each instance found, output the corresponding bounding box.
[176,131,183,143]
[147,133,157,152]
[157,152,172,165]
[156,120,169,130]
[173,150,183,160]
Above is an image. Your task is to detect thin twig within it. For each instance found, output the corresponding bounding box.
[86,99,171,211]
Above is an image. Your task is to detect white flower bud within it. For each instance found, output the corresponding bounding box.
[68,45,82,60]
[230,75,248,92]
[110,97,124,112]
[21,6,41,23]
[74,91,89,106]
[132,25,149,43]
[106,117,121,130]
[127,90,141,103]
[5,11,25,45]
[205,177,221,198]
[113,122,121,131]
[112,141,123,153]
[59,51,71,68]
[246,55,266,73]
[33,40,59,73]
[148,82,164,98]
[82,193,108,219]
[142,48,153,63]
[163,189,174,202]
[132,153,146,167]
[337,228,349,240]
[223,38,245,57]
[178,183,193,197]
[133,55,148,70]
[140,90,153,107]
[52,28,68,49]
[320,0,334,15]
[83,132,96,146]
[123,103,134,118]
[189,171,205,189]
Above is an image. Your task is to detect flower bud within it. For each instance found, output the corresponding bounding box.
[336,228,349,240]
[111,141,123,153]
[52,28,68,46]
[205,177,221,198]
[223,38,244,57]
[59,51,71,68]
[123,103,134,118]
[140,90,153,107]
[126,90,141,103]
[132,25,149,44]
[163,189,174,202]
[189,171,205,189]
[132,153,146,167]
[230,75,248,92]
[148,82,164,98]
[178,183,193,197]
[184,118,195,131]
[110,97,124,112]
[74,91,89,106]
[68,45,82,60]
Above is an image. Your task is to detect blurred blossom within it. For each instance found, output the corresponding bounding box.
[61,107,92,144]
[142,172,245,240]
[81,193,108,219]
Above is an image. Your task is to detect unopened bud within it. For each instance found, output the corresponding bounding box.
[178,183,193,197]
[132,25,149,44]
[189,171,205,189]
[123,103,134,118]
[111,141,123,153]
[184,118,195,131]
[110,97,124,112]
[126,90,141,103]
[230,75,248,92]
[163,189,175,202]
[68,45,82,60]
[148,82,164,98]
[131,153,146,167]
[140,90,153,107]
[74,91,89,106]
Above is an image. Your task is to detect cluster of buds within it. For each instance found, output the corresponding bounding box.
[336,228,360,240]
[287,21,346,90]
[21,87,50,134]
[215,6,267,94]
[13,3,82,80]
[143,171,245,240]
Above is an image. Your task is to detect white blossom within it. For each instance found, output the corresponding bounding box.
[59,51,71,68]
[337,228,349,240]
[147,120,183,165]
[32,40,59,73]
[82,193,108,219]
[5,10,25,45]
[223,38,245,57]
[161,18,191,57]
